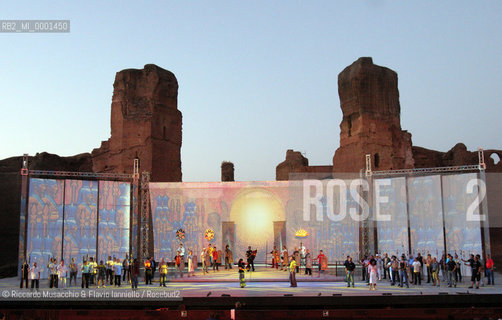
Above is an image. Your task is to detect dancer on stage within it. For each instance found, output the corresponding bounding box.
[212,246,219,272]
[270,246,279,269]
[106,256,114,285]
[246,246,256,272]
[238,258,246,288]
[29,262,40,291]
[305,249,312,276]
[431,257,440,287]
[398,255,409,288]
[69,258,78,287]
[217,248,223,270]
[97,260,106,288]
[201,249,208,274]
[114,257,122,287]
[122,255,130,283]
[293,247,300,273]
[314,250,327,277]
[48,258,58,288]
[289,256,297,287]
[81,260,90,288]
[281,246,288,271]
[344,256,355,287]
[187,250,195,277]
[299,242,306,269]
[20,260,29,289]
[177,243,185,276]
[207,244,214,268]
[486,254,495,285]
[131,258,140,290]
[174,252,182,278]
[225,245,233,269]
[368,258,378,290]
[57,259,68,289]
[89,257,97,287]
[159,258,167,287]
[468,254,482,289]
[144,257,153,285]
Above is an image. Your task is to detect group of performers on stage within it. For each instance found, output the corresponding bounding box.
[20,255,138,290]
[19,241,329,290]
[354,252,496,290]
[21,244,494,291]
[268,242,328,287]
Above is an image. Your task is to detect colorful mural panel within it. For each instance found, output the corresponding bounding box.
[26,178,64,278]
[97,181,130,262]
[407,175,445,256]
[442,173,482,257]
[375,177,409,256]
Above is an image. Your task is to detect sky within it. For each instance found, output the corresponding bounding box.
[0,1,501,182]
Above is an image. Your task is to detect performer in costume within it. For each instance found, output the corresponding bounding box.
[159,258,168,287]
[246,246,257,272]
[217,248,223,270]
[114,257,122,287]
[97,260,106,288]
[212,246,219,272]
[281,246,289,271]
[106,256,113,284]
[289,256,297,287]
[225,245,233,269]
[270,246,278,269]
[131,258,140,290]
[69,258,78,287]
[305,249,313,276]
[122,255,130,283]
[81,260,90,289]
[299,242,306,269]
[89,257,97,287]
[29,262,40,290]
[238,258,246,288]
[20,260,29,289]
[293,247,301,273]
[174,252,182,278]
[144,257,153,285]
[187,250,195,277]
[314,250,327,277]
[207,244,214,267]
[57,259,68,289]
[48,258,58,289]
[201,249,208,274]
[177,243,185,278]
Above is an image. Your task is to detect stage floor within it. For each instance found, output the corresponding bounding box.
[1,267,500,298]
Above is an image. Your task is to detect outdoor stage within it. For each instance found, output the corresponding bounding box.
[1,267,502,319]
[10,164,502,319]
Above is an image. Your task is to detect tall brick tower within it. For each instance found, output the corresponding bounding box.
[92,64,182,182]
[332,57,414,172]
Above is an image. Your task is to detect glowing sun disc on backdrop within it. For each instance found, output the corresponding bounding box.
[230,188,285,253]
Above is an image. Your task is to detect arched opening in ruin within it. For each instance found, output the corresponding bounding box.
[490,153,500,165]
[374,153,380,169]
[163,126,167,140]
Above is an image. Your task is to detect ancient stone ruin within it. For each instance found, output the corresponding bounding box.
[333,57,414,172]
[276,57,502,178]
[92,64,182,182]
[221,161,235,182]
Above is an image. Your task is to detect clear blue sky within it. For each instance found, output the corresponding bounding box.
[1,1,501,181]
